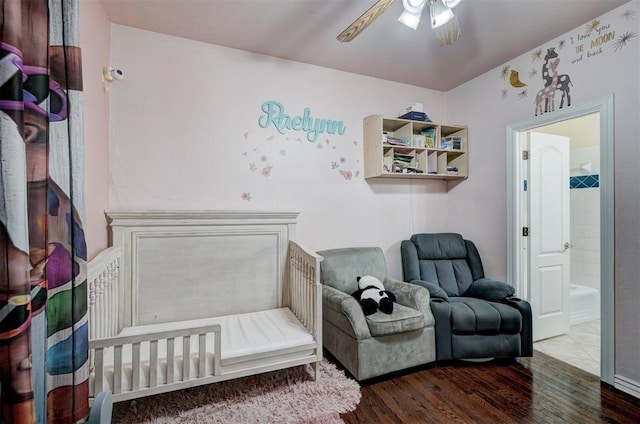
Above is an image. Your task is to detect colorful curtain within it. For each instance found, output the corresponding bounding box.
[0,0,89,422]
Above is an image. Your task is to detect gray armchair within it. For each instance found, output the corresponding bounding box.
[401,233,533,361]
[318,246,436,381]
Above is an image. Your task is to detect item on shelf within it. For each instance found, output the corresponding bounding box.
[383,155,393,172]
[441,135,462,150]
[393,165,424,174]
[391,152,415,173]
[398,102,427,120]
[386,136,410,146]
[394,155,413,162]
[392,164,404,173]
[412,134,426,148]
[447,166,459,175]
[422,128,437,148]
[399,102,424,115]
[398,111,430,122]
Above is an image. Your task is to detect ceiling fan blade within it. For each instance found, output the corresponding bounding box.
[337,0,398,42]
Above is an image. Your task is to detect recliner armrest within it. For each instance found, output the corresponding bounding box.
[385,279,435,326]
[501,296,533,357]
[464,278,515,301]
[322,285,371,339]
[408,279,449,300]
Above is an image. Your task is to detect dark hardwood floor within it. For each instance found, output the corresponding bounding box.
[331,352,640,423]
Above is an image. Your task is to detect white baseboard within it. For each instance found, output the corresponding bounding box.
[614,375,640,399]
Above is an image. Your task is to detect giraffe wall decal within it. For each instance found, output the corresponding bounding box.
[538,47,574,115]
[535,58,560,116]
[557,70,573,109]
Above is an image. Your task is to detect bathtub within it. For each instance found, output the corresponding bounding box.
[570,284,600,325]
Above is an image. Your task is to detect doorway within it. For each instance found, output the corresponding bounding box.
[529,116,601,376]
[506,96,614,385]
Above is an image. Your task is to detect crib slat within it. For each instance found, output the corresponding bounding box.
[89,280,96,341]
[132,342,141,391]
[296,256,308,327]
[150,340,158,387]
[213,329,221,376]
[297,254,302,323]
[97,276,105,338]
[308,262,313,328]
[292,251,297,317]
[182,336,190,381]
[94,348,104,395]
[110,260,117,333]
[304,259,310,327]
[114,345,123,394]
[299,258,304,324]
[167,338,175,384]
[298,253,303,324]
[105,269,112,336]
[115,260,121,332]
[198,333,206,378]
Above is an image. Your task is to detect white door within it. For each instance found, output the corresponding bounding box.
[528,131,571,341]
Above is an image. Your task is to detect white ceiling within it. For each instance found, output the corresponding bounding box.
[99,0,629,91]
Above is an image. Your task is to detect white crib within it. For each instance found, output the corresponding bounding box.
[87,210,322,403]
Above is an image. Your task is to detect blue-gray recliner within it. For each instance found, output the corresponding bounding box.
[401,233,533,361]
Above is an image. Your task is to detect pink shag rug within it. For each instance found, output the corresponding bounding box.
[111,359,360,424]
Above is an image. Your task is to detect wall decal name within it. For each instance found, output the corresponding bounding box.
[258,100,346,142]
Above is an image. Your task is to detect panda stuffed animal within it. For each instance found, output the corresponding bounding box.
[351,275,396,316]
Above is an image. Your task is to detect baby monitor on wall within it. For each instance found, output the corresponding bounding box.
[103,66,124,82]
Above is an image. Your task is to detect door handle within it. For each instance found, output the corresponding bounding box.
[564,242,573,250]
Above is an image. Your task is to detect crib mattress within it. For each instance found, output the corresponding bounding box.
[90,308,315,393]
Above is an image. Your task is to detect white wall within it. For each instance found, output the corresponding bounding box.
[108,25,450,279]
[446,1,639,384]
[80,0,111,260]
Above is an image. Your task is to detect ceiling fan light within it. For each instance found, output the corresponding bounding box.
[436,16,461,46]
[402,0,427,13]
[398,10,422,29]
[443,0,461,9]
[429,0,454,28]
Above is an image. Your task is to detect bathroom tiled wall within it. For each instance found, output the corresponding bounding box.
[570,146,600,291]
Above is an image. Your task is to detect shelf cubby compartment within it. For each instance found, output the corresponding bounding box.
[381,145,425,175]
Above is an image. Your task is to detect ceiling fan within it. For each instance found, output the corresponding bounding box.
[337,0,462,46]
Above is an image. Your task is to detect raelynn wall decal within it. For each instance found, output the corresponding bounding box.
[257,100,347,142]
[499,6,637,116]
[242,101,357,200]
